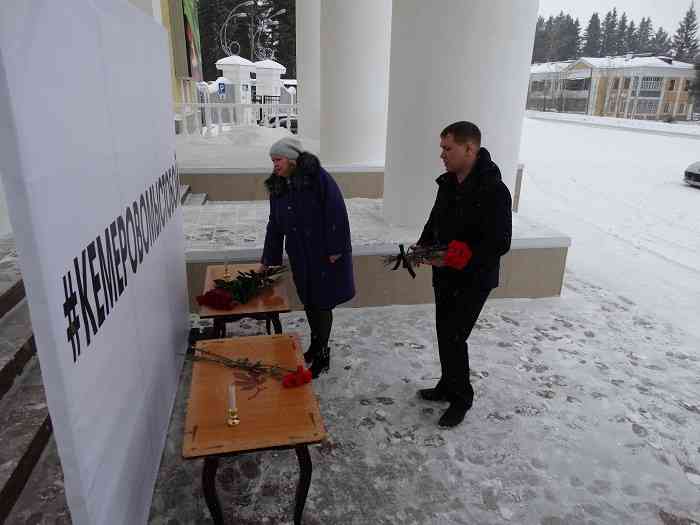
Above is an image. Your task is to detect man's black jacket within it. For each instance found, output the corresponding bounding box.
[417,147,512,290]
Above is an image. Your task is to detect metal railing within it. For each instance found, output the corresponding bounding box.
[175,102,298,137]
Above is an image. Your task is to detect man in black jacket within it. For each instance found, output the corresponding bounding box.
[417,121,512,428]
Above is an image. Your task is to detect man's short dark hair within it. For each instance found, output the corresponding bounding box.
[441,121,481,146]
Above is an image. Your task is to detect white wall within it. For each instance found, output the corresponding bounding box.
[383,0,539,227]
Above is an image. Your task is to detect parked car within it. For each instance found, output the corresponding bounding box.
[685,161,700,188]
[268,115,298,134]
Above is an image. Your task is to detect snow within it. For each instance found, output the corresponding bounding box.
[527,111,700,138]
[176,126,319,171]
[519,115,700,342]
[215,55,255,67]
[577,56,695,71]
[254,59,286,71]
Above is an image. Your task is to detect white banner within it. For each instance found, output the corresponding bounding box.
[0,1,188,523]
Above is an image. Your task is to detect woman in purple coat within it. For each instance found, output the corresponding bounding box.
[259,137,355,377]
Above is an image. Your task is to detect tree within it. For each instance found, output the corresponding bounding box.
[616,12,628,54]
[557,15,581,60]
[583,13,603,57]
[651,27,673,55]
[544,15,558,61]
[672,2,699,61]
[637,17,653,53]
[601,8,619,56]
[625,20,638,54]
[532,16,548,62]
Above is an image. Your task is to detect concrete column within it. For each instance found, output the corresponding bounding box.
[296,0,321,140]
[384,0,539,227]
[319,0,392,165]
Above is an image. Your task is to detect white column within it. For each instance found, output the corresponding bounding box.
[296,0,321,140]
[384,0,539,227]
[319,0,392,165]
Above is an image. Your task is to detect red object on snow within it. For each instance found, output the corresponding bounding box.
[196,288,235,310]
[443,240,473,270]
[282,365,313,388]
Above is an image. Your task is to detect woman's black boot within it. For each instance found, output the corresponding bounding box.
[310,346,330,378]
[303,337,319,364]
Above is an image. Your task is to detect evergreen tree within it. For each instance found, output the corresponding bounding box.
[532,16,548,62]
[625,20,638,54]
[616,12,628,54]
[651,27,672,55]
[637,17,653,53]
[544,15,558,61]
[557,14,581,60]
[672,2,699,61]
[583,13,603,57]
[601,9,619,56]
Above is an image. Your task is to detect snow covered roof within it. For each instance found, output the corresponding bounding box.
[530,62,571,75]
[216,55,255,68]
[577,56,694,71]
[254,59,286,73]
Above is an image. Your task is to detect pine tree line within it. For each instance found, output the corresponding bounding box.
[533,3,699,64]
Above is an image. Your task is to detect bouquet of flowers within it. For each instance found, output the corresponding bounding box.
[384,241,473,278]
[196,266,288,309]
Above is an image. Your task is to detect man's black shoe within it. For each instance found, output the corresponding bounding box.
[418,388,449,402]
[438,401,471,428]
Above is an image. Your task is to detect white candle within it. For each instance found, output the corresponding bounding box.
[228,383,237,411]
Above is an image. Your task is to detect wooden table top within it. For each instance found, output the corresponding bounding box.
[183,334,327,458]
[198,263,291,319]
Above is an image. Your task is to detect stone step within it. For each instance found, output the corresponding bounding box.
[183,192,208,206]
[0,300,36,403]
[5,437,70,524]
[0,359,52,523]
[180,183,191,205]
[0,235,25,319]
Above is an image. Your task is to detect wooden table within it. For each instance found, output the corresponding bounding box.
[183,334,327,524]
[199,264,291,337]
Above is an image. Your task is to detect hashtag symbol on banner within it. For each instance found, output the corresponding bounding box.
[62,273,81,362]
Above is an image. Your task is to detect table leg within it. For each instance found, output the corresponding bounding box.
[271,313,283,334]
[213,318,225,338]
[202,456,224,524]
[294,445,312,525]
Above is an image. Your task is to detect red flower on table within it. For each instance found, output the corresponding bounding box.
[282,365,313,388]
[196,288,235,310]
[443,240,473,270]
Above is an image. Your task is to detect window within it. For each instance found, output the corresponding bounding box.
[668,79,676,91]
[637,100,659,114]
[607,95,617,112]
[641,76,662,90]
[633,77,640,90]
[624,78,631,90]
[684,79,690,91]
[663,103,672,113]
[612,78,620,89]
[679,103,686,113]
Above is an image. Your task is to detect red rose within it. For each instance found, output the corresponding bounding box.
[282,365,313,388]
[196,288,234,310]
[443,240,473,270]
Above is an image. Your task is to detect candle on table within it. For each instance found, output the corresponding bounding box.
[228,383,237,411]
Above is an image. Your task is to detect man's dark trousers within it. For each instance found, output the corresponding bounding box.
[434,284,491,406]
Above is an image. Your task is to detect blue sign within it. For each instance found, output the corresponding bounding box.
[218,83,226,96]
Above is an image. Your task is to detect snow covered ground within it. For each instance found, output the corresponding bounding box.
[519,116,700,341]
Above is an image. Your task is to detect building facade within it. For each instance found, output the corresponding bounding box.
[528,55,696,121]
